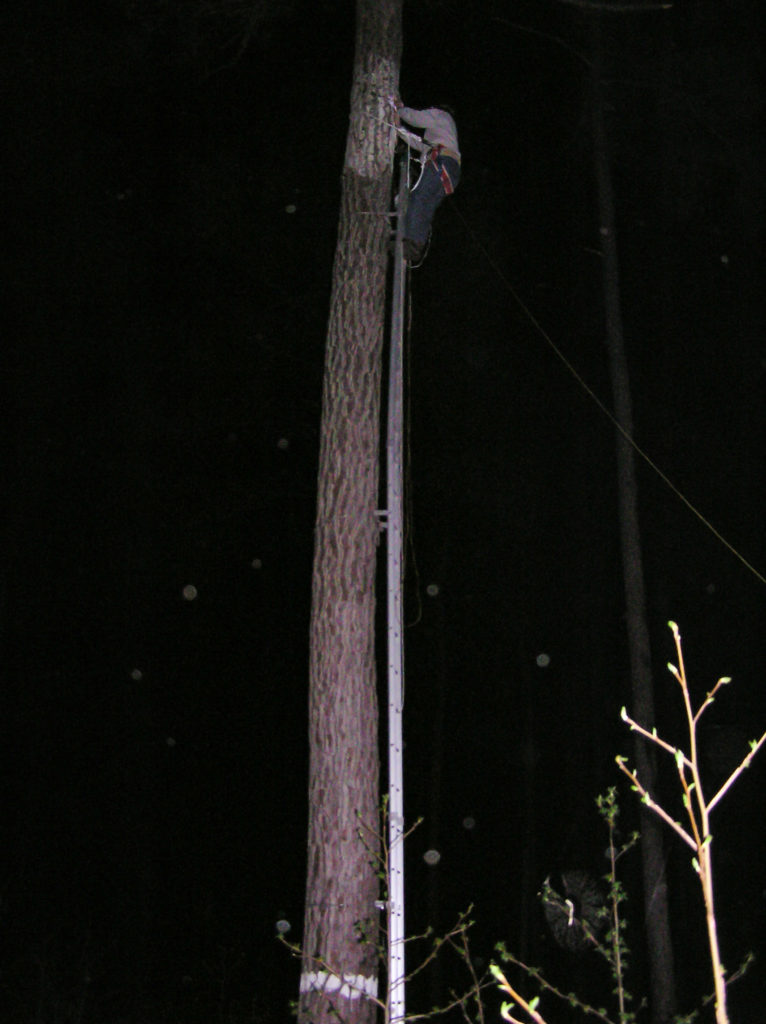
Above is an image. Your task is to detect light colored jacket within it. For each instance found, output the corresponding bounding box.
[397,106,460,159]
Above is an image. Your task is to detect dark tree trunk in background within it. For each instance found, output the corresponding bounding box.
[589,17,676,1024]
[425,544,448,1010]
[299,3,402,1023]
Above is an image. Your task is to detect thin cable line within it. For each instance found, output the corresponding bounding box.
[448,200,765,586]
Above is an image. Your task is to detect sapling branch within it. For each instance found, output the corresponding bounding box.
[492,626,759,1024]
[615,756,696,850]
[619,706,693,771]
[451,924,487,1024]
[494,949,620,1024]
[490,965,549,1024]
[604,797,627,1021]
[707,731,766,813]
[404,909,474,984]
[618,622,765,1024]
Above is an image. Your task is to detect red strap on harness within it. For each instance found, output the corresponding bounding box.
[429,145,454,195]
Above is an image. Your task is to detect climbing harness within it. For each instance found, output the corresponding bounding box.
[408,146,458,197]
[427,145,456,195]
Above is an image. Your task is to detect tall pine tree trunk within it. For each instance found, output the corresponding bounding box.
[589,17,676,1024]
[299,3,402,1023]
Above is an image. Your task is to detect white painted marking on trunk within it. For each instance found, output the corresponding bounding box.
[299,971,378,1000]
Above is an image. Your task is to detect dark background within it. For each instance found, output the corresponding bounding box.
[2,0,764,1020]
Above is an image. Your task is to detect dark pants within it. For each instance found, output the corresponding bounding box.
[404,155,460,247]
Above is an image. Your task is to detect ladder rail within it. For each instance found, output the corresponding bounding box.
[385,149,409,1024]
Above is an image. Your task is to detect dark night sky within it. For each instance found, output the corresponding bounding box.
[2,0,764,1021]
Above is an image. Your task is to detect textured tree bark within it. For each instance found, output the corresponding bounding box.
[299,2,401,1023]
[588,16,677,1024]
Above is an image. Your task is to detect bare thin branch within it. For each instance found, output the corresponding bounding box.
[708,731,766,813]
[492,966,549,1024]
[620,708,693,770]
[615,757,696,850]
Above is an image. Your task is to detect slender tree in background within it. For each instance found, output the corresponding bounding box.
[588,15,676,1024]
[299,3,402,1023]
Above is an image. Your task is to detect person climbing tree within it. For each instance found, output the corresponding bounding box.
[394,98,461,265]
